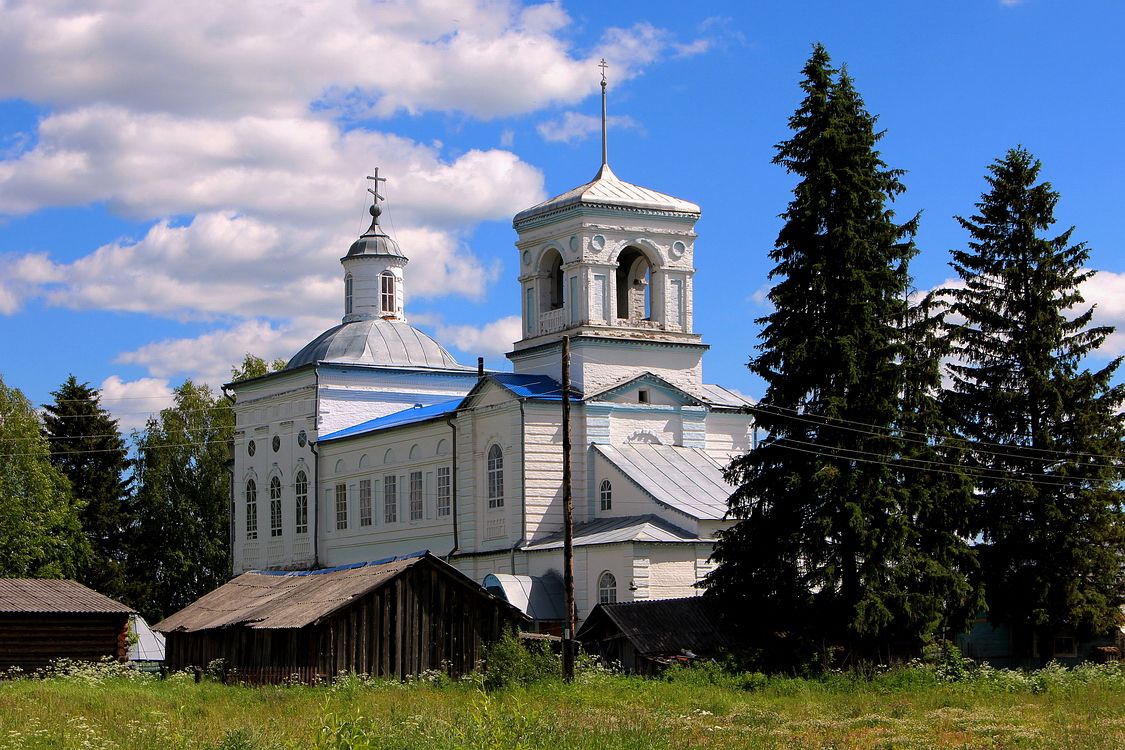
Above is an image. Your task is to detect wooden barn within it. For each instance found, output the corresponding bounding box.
[153,552,528,683]
[0,579,134,672]
[577,596,734,675]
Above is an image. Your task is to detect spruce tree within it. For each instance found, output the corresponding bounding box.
[944,148,1125,661]
[707,45,977,667]
[42,375,131,598]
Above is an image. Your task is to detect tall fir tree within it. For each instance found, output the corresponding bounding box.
[944,148,1125,660]
[706,45,977,667]
[127,380,233,622]
[42,375,131,599]
[0,376,90,578]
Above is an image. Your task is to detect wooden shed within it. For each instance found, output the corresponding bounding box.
[0,579,134,672]
[153,552,528,683]
[576,596,734,675]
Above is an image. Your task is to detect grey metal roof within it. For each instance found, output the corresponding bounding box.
[345,206,406,259]
[0,579,134,615]
[697,383,754,409]
[128,615,165,662]
[594,443,732,520]
[576,596,734,657]
[522,514,704,552]
[514,163,700,226]
[483,573,565,621]
[286,318,472,371]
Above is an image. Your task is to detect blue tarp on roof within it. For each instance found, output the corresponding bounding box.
[319,399,461,442]
[490,373,574,400]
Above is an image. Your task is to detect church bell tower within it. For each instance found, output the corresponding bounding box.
[508,62,707,394]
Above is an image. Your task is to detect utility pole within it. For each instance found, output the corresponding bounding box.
[561,335,576,682]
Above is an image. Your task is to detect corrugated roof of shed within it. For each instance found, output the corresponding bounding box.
[0,579,134,615]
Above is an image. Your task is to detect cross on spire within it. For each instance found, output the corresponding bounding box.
[599,59,609,167]
[366,167,387,204]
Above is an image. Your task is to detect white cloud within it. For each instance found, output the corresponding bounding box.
[115,319,330,389]
[436,315,523,357]
[97,375,175,432]
[0,1,677,121]
[536,112,640,144]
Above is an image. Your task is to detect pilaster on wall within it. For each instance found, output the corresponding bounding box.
[631,555,651,600]
[680,406,707,448]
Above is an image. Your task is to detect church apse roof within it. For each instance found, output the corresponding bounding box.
[286,318,472,372]
[513,163,700,227]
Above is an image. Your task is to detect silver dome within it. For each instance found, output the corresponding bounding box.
[287,319,471,371]
[345,205,406,259]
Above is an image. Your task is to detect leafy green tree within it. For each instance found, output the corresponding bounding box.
[706,45,977,667]
[127,380,233,621]
[42,375,131,598]
[943,148,1125,660]
[0,376,90,578]
[230,353,287,382]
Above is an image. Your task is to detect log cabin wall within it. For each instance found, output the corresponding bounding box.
[0,613,130,672]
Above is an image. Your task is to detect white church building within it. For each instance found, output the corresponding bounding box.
[228,135,755,627]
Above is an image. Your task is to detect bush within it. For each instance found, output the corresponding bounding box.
[481,632,561,691]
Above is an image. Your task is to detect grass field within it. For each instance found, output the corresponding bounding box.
[1,659,1123,749]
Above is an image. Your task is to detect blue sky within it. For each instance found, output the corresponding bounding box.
[1,0,1122,429]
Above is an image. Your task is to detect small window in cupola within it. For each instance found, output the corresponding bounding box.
[345,273,354,315]
[380,272,395,314]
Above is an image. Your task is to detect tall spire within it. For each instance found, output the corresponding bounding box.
[599,58,609,167]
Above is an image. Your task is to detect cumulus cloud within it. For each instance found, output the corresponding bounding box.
[536,112,640,144]
[0,1,681,121]
[435,315,523,357]
[98,375,175,432]
[115,318,332,389]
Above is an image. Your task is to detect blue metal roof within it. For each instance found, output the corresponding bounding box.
[318,400,461,442]
[490,372,574,400]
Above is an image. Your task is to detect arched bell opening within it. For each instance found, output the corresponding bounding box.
[615,247,654,324]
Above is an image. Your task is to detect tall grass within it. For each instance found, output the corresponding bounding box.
[1,656,1123,749]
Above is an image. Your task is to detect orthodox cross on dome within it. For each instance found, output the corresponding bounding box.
[599,58,609,167]
[366,168,387,221]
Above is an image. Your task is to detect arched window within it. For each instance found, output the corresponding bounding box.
[487,444,504,509]
[294,470,308,535]
[245,479,258,540]
[380,271,395,314]
[344,273,354,315]
[615,247,652,322]
[598,571,617,604]
[600,479,612,511]
[269,476,282,537]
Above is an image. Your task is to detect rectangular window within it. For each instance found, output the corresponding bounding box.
[359,479,372,527]
[384,475,397,524]
[270,498,282,537]
[410,471,423,521]
[436,466,451,517]
[335,482,347,530]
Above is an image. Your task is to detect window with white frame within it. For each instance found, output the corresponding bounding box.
[384,475,397,523]
[410,471,423,521]
[245,479,258,540]
[598,571,617,604]
[436,466,451,517]
[269,476,282,537]
[487,444,504,508]
[380,271,395,314]
[600,479,612,511]
[335,482,347,530]
[294,470,308,534]
[359,479,372,527]
[344,273,354,315]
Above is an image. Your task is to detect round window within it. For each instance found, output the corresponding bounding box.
[297,430,307,448]
[247,439,256,457]
[272,435,281,453]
